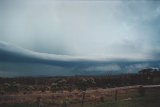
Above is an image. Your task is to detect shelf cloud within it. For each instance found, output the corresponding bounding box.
[0,41,160,77]
[0,0,160,77]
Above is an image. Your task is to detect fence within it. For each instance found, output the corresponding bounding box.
[0,85,160,107]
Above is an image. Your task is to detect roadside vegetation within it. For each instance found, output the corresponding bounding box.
[0,68,160,107]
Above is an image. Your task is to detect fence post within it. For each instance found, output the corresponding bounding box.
[81,91,86,105]
[126,89,128,98]
[61,99,67,107]
[100,96,105,103]
[138,85,146,97]
[36,96,42,107]
[115,90,118,101]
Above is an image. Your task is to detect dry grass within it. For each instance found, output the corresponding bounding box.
[0,85,160,107]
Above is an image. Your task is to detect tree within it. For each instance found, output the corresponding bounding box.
[51,79,68,106]
[25,85,34,94]
[77,78,88,105]
[87,78,96,88]
[57,79,67,91]
[51,79,67,93]
[11,82,21,93]
[3,83,11,92]
[51,82,58,93]
[4,82,21,93]
[77,78,96,105]
[77,78,88,91]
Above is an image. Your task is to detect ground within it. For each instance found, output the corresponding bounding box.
[0,85,160,107]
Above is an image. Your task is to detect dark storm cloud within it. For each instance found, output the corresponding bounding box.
[0,0,160,58]
[0,41,160,77]
[0,0,160,77]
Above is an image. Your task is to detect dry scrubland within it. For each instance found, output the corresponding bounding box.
[0,85,160,107]
[0,70,160,107]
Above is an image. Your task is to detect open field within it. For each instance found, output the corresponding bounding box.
[0,85,160,107]
[0,72,160,107]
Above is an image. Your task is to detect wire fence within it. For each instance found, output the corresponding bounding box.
[0,85,160,107]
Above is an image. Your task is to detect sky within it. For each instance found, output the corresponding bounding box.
[0,0,160,77]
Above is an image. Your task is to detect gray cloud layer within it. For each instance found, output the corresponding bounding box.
[0,41,160,77]
[0,0,160,58]
[0,0,160,77]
